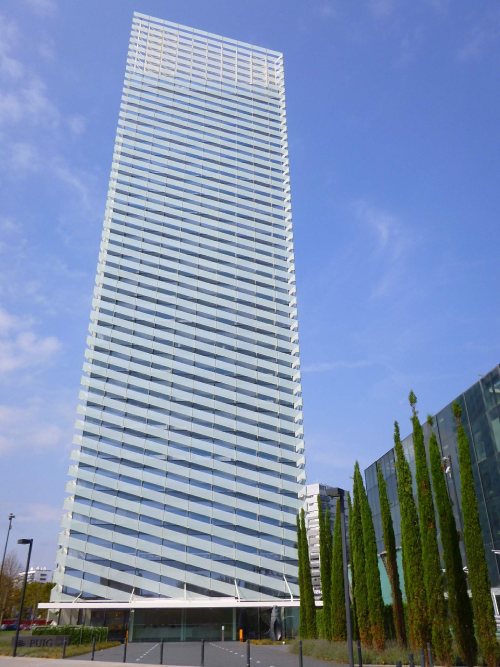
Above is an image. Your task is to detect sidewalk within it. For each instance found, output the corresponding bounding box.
[0,660,189,667]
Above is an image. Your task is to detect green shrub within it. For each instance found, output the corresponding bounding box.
[0,640,119,658]
[32,625,108,644]
[290,638,500,666]
[290,638,410,665]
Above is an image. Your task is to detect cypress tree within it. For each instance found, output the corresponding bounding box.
[350,465,372,646]
[331,498,347,640]
[297,513,307,638]
[348,492,360,642]
[409,392,452,666]
[453,403,497,667]
[376,463,407,646]
[300,508,318,639]
[354,462,385,650]
[394,420,428,651]
[318,496,332,639]
[428,417,476,667]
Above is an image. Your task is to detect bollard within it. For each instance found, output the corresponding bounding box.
[246,639,250,667]
[201,639,205,667]
[420,647,425,667]
[427,643,434,667]
[123,638,128,663]
[160,639,164,665]
[62,638,67,659]
[91,637,96,661]
[408,652,414,667]
[357,639,363,667]
[299,640,303,667]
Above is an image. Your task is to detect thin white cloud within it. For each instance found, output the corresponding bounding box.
[67,114,86,136]
[0,203,94,318]
[316,2,337,19]
[354,200,413,260]
[0,14,24,79]
[0,13,59,129]
[395,28,424,67]
[0,215,29,270]
[0,215,27,257]
[52,159,92,208]
[0,53,24,79]
[0,331,61,373]
[38,39,56,61]
[18,503,63,523]
[368,0,395,18]
[0,308,22,335]
[352,199,414,299]
[0,216,21,234]
[353,200,408,255]
[23,0,57,15]
[2,143,94,216]
[457,9,500,62]
[427,0,450,13]
[9,141,39,171]
[0,307,61,374]
[0,332,61,373]
[0,77,59,127]
[0,393,72,455]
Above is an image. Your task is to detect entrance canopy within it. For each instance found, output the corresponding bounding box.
[39,597,300,610]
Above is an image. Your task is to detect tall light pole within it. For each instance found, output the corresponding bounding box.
[12,538,33,657]
[0,513,15,591]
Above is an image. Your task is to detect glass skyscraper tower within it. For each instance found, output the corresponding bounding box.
[46,13,305,637]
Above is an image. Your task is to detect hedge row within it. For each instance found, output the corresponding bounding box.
[33,625,108,644]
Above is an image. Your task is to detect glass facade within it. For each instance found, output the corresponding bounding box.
[51,13,305,606]
[365,364,500,590]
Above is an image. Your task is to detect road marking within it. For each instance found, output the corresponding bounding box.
[136,643,159,662]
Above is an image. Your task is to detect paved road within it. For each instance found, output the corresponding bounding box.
[71,641,345,667]
[72,641,201,666]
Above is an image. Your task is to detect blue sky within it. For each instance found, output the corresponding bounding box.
[1,0,499,569]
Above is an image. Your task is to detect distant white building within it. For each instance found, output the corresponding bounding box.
[17,567,53,585]
[303,484,344,600]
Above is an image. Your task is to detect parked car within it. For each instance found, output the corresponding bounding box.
[0,623,18,631]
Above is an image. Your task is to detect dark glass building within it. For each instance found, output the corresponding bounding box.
[364,365,500,607]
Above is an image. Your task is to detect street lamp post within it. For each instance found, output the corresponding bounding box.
[0,514,15,592]
[12,538,33,657]
[332,488,354,667]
